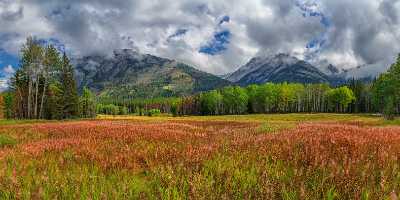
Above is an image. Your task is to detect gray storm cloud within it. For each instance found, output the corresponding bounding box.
[0,0,399,74]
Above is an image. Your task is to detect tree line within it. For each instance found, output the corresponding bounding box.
[96,97,179,116]
[2,37,96,120]
[95,83,358,116]
[1,38,399,120]
[178,83,357,116]
[95,54,400,120]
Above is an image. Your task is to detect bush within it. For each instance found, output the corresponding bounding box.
[147,109,161,117]
[97,104,129,115]
[119,106,129,115]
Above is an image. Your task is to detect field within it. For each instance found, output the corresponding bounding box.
[0,114,400,199]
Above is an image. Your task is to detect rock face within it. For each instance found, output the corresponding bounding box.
[74,49,231,98]
[227,53,332,86]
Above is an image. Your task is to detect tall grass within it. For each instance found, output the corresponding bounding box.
[0,115,399,199]
[0,135,17,148]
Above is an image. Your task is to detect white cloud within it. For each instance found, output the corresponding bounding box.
[0,0,399,75]
[0,64,15,91]
[3,64,15,74]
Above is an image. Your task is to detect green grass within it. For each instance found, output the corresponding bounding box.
[0,135,17,148]
[98,113,400,128]
[0,119,46,126]
[99,113,378,121]
[0,155,154,199]
[3,113,400,126]
[379,118,400,126]
[0,151,367,200]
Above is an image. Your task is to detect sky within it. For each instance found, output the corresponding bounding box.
[1,0,400,90]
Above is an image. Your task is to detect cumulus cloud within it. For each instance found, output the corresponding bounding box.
[0,64,15,91]
[0,0,399,75]
[3,64,14,74]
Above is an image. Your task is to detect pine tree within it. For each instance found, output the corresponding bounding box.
[79,87,96,118]
[60,53,79,119]
[373,54,400,119]
[44,83,64,120]
[3,93,14,119]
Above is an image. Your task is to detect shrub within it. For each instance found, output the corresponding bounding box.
[119,106,129,115]
[147,109,161,117]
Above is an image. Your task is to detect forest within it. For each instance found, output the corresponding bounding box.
[95,74,398,120]
[1,38,400,120]
[1,37,96,120]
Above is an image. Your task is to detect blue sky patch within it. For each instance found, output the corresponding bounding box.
[296,0,331,61]
[199,15,231,56]
[199,30,231,55]
[0,50,19,75]
[219,15,230,25]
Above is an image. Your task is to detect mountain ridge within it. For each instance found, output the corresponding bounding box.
[226,53,333,86]
[73,49,231,98]
[72,50,386,98]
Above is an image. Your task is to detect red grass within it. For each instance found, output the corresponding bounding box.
[1,119,400,198]
[2,121,400,171]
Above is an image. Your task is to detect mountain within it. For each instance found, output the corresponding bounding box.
[325,59,394,84]
[73,49,231,98]
[339,61,390,80]
[227,53,332,86]
[310,59,342,76]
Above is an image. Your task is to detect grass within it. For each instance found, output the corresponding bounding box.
[0,135,17,148]
[0,114,400,199]
[0,119,46,126]
[98,113,388,123]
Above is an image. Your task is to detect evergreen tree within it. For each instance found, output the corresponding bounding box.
[60,53,79,119]
[44,83,64,120]
[372,54,400,119]
[3,92,14,119]
[8,37,81,120]
[80,87,96,118]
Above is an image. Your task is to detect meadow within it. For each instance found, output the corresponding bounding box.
[0,114,400,199]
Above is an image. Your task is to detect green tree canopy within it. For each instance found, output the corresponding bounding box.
[199,90,222,115]
[221,86,248,115]
[372,54,400,119]
[326,86,356,112]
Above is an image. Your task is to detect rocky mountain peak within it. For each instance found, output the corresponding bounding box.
[73,50,230,98]
[227,53,331,85]
[112,49,143,60]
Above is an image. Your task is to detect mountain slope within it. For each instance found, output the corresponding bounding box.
[339,61,391,80]
[227,54,331,86]
[74,49,231,98]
